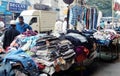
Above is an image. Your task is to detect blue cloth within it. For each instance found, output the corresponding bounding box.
[0,63,15,76]
[17,34,46,49]
[21,36,39,48]
[92,8,98,29]
[69,5,83,26]
[83,8,87,26]
[96,40,111,46]
[100,22,105,28]
[16,22,32,33]
[3,49,37,71]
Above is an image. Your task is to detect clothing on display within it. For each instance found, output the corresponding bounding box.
[93,29,118,45]
[69,5,98,30]
[0,30,98,76]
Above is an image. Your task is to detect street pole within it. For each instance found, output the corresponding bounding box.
[67,5,70,29]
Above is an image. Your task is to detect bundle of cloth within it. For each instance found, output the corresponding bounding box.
[2,34,75,76]
[59,30,97,65]
[1,30,97,76]
[93,29,119,45]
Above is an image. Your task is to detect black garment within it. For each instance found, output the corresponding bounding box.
[3,27,20,49]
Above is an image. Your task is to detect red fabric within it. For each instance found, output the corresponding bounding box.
[76,54,86,63]
[114,2,120,11]
[37,63,45,70]
[86,9,90,29]
[5,46,10,52]
[75,46,90,63]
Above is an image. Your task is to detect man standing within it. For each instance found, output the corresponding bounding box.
[16,16,32,33]
[62,17,67,33]
[76,15,84,32]
[3,20,20,50]
[54,19,63,33]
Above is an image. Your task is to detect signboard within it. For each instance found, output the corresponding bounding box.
[8,2,27,13]
[34,4,50,10]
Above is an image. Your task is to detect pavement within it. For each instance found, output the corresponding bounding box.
[1,53,120,76]
[91,58,120,76]
[53,57,120,76]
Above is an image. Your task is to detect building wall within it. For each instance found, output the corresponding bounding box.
[1,0,78,20]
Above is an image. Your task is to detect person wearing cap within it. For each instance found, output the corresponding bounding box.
[16,16,32,33]
[3,20,20,50]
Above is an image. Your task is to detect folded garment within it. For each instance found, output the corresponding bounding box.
[63,52,76,60]
[34,58,54,66]
[42,66,55,76]
[3,49,38,74]
[0,62,15,76]
[66,33,87,43]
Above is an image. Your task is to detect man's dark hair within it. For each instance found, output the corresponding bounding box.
[11,24,16,28]
[19,16,24,20]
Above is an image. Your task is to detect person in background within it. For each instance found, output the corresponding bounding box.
[3,20,20,50]
[76,15,84,32]
[54,19,63,33]
[99,21,105,30]
[16,16,32,33]
[62,17,67,33]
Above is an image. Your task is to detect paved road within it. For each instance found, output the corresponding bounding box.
[53,58,120,76]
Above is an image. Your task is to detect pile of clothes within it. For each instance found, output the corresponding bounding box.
[93,29,119,45]
[1,30,97,76]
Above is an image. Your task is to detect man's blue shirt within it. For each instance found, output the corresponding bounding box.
[16,22,32,33]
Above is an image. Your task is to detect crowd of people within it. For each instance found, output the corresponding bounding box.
[0,16,32,51]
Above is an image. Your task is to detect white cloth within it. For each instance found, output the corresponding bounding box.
[54,21,63,33]
[97,11,102,27]
[76,21,84,32]
[62,21,67,33]
[0,21,4,29]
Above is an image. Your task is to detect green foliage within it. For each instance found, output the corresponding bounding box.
[87,0,112,17]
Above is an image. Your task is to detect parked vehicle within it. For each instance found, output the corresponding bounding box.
[16,10,57,33]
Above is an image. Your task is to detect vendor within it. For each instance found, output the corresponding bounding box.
[3,20,20,50]
[16,16,32,33]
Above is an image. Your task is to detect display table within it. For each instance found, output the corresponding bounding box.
[96,38,119,62]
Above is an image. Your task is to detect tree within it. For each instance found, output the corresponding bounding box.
[87,0,112,17]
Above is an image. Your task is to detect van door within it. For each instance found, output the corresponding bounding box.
[29,16,40,32]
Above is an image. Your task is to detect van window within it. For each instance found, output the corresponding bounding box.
[29,17,37,25]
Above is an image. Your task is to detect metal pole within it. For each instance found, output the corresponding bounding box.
[67,5,70,29]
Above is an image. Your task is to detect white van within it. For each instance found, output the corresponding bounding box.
[17,10,57,33]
